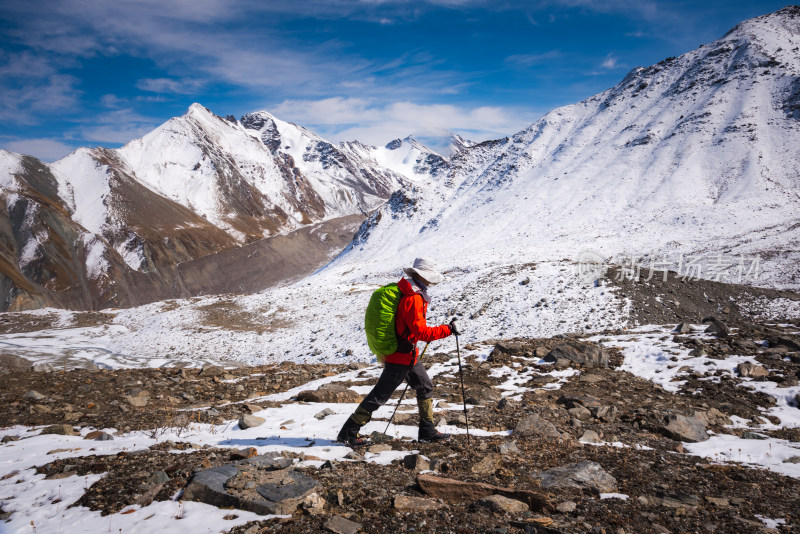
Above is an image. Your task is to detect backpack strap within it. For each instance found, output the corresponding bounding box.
[395,294,415,354]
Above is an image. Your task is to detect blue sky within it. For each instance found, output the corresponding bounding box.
[0,0,791,161]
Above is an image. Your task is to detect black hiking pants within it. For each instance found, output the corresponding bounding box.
[358,361,433,415]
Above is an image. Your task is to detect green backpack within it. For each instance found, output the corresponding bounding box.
[364,283,412,361]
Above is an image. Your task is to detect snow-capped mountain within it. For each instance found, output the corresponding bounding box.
[0,107,447,310]
[2,6,799,314]
[331,5,800,290]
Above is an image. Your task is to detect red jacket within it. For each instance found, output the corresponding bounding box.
[384,277,452,365]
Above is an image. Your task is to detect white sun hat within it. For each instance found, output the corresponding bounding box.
[403,257,444,284]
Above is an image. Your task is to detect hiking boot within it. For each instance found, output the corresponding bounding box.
[337,416,368,447]
[418,420,451,443]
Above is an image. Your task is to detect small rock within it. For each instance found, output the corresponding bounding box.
[124,392,149,407]
[534,346,549,358]
[315,408,335,420]
[579,430,602,444]
[705,496,730,507]
[782,456,800,464]
[148,471,170,485]
[652,524,671,534]
[545,342,608,368]
[703,317,728,338]
[323,515,362,534]
[393,495,445,512]
[498,441,520,455]
[478,494,529,513]
[673,323,692,334]
[40,424,75,436]
[344,451,365,462]
[537,460,617,493]
[471,454,501,475]
[239,414,266,429]
[660,413,708,443]
[568,405,592,421]
[592,405,618,423]
[403,454,430,471]
[244,404,262,413]
[230,447,258,460]
[417,474,550,511]
[514,414,561,439]
[297,383,361,403]
[200,365,224,377]
[368,443,392,454]
[302,492,326,515]
[737,362,769,379]
[369,431,392,443]
[2,436,20,443]
[556,501,577,513]
[84,431,113,441]
[464,386,503,405]
[701,407,731,426]
[429,458,448,472]
[23,390,46,401]
[31,404,51,414]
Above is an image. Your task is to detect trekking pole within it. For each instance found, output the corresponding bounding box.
[455,334,471,449]
[384,343,430,434]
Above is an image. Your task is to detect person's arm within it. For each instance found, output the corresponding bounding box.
[404,295,451,342]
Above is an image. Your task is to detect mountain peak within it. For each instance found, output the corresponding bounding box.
[186,103,214,117]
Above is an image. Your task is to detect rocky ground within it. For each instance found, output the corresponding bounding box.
[2,316,800,533]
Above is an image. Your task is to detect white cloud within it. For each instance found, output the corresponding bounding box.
[78,108,160,144]
[2,138,75,162]
[601,54,619,69]
[136,77,205,94]
[271,97,538,148]
[505,50,563,67]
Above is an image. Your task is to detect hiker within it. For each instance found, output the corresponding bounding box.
[337,258,459,446]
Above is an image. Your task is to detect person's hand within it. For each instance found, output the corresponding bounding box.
[449,319,460,336]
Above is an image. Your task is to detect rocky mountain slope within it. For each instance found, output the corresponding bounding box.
[1,318,799,533]
[0,108,448,311]
[336,6,800,291]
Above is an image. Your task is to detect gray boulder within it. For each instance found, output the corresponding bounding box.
[514,414,561,439]
[323,515,362,534]
[545,343,608,368]
[737,362,769,379]
[660,413,708,443]
[184,458,316,515]
[40,424,75,436]
[477,494,529,513]
[673,323,692,334]
[297,383,361,403]
[579,430,602,444]
[537,460,617,493]
[239,414,266,429]
[464,386,503,405]
[703,317,729,338]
